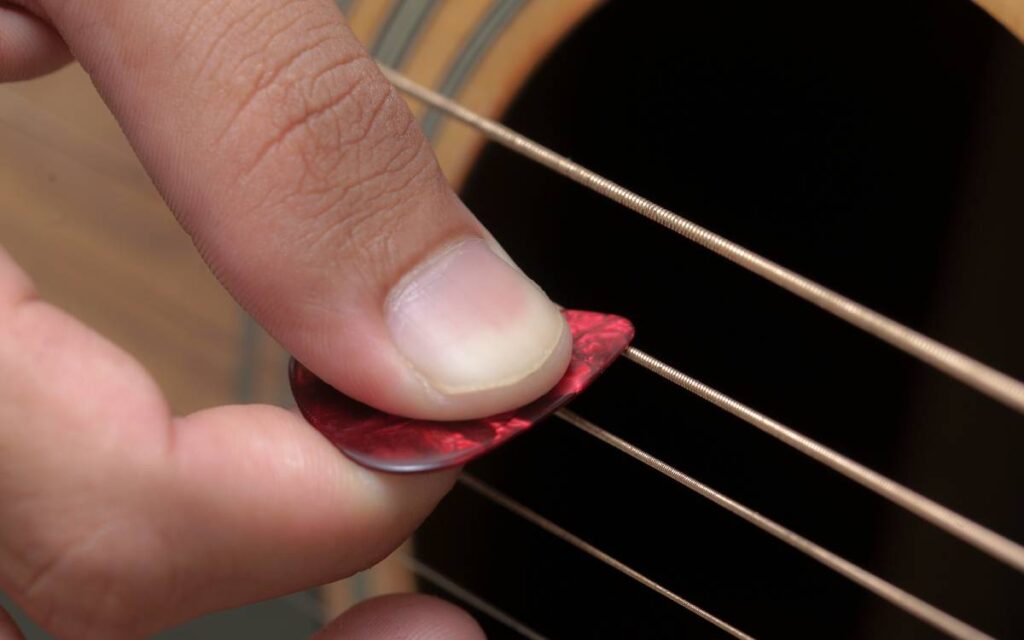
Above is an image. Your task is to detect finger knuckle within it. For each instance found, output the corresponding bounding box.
[191,1,447,284]
[231,52,441,266]
[257,56,442,273]
[14,521,174,640]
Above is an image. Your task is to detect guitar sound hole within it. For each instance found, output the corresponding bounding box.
[417,1,1024,637]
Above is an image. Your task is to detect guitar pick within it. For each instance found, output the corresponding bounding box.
[289,309,634,473]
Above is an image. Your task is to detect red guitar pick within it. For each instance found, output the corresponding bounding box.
[289,309,634,473]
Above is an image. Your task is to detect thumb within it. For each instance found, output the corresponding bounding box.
[26,0,570,420]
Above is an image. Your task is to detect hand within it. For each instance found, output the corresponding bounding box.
[0,0,571,638]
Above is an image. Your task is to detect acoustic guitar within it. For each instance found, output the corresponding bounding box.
[1,0,1021,638]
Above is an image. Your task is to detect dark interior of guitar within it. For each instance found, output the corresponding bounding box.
[415,1,1024,637]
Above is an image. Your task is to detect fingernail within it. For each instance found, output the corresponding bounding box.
[386,238,570,403]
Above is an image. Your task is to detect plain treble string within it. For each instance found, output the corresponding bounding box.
[555,409,993,640]
[404,556,550,640]
[382,62,1010,639]
[381,65,1024,417]
[458,473,757,640]
[381,64,1024,573]
[622,346,1024,573]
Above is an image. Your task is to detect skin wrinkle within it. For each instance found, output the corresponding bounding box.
[327,127,436,215]
[5,441,168,589]
[177,0,265,81]
[355,196,465,294]
[299,150,441,275]
[229,85,427,239]
[364,199,441,273]
[234,55,378,183]
[366,120,435,189]
[346,129,439,207]
[20,524,110,611]
[19,519,167,639]
[285,222,468,323]
[212,26,353,148]
[352,97,427,177]
[170,0,234,60]
[289,64,387,182]
[192,67,430,288]
[268,143,444,294]
[275,105,444,281]
[198,0,318,85]
[366,148,439,207]
[168,4,474,358]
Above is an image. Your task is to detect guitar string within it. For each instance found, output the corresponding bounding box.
[458,473,756,640]
[403,556,549,640]
[555,409,992,640]
[622,346,1024,573]
[380,63,1014,636]
[379,65,1024,573]
[380,65,1024,417]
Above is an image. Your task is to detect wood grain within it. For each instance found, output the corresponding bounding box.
[0,65,243,414]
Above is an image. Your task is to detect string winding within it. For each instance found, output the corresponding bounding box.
[382,65,1024,416]
[382,64,1017,639]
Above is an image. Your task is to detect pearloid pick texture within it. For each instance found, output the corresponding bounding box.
[289,309,635,473]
